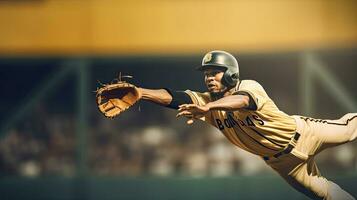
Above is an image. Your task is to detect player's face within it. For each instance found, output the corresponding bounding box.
[204,68,226,93]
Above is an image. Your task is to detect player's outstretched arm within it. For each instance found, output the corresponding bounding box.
[138,88,173,106]
[137,87,193,110]
[95,80,191,118]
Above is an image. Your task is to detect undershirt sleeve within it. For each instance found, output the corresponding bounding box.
[163,88,193,109]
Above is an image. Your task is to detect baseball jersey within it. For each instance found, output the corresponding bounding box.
[185,80,297,157]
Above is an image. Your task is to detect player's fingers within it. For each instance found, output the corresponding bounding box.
[187,104,197,108]
[178,113,193,118]
[182,104,197,109]
[178,105,198,112]
[178,104,188,108]
[176,111,193,118]
[178,107,193,112]
[179,104,196,109]
[178,105,189,111]
[187,118,194,125]
[178,107,186,112]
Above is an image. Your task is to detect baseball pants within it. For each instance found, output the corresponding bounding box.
[265,113,357,200]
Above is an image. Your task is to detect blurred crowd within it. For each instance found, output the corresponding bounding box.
[89,111,271,177]
[0,105,356,178]
[0,105,76,177]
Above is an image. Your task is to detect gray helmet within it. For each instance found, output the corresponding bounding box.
[197,50,239,88]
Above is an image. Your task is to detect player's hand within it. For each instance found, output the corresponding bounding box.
[176,104,209,124]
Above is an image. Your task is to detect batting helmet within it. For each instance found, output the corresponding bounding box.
[197,50,239,88]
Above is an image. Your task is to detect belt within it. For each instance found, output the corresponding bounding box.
[263,132,300,161]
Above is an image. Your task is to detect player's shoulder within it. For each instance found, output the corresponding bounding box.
[239,79,264,89]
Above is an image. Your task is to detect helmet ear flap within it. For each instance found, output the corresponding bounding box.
[221,71,238,88]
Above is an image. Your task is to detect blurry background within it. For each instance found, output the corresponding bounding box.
[0,0,356,199]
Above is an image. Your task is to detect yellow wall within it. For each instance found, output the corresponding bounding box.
[0,0,356,55]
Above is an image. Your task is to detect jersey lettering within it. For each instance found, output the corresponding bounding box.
[237,119,246,126]
[216,119,225,130]
[245,116,256,127]
[227,114,239,126]
[215,114,265,129]
[224,119,233,128]
[252,114,265,125]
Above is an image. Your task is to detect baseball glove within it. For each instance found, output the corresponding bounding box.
[96,78,141,119]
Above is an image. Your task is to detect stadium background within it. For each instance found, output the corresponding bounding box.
[0,0,356,199]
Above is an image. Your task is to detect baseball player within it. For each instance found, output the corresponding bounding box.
[122,50,357,200]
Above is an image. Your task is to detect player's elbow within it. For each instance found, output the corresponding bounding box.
[240,95,250,108]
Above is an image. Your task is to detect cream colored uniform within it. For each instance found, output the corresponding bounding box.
[185,80,356,200]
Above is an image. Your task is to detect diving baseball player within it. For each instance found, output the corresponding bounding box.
[106,50,357,199]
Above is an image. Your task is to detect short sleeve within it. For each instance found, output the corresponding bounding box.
[184,90,211,106]
[236,80,268,111]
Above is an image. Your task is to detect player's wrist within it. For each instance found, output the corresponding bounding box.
[204,103,212,111]
[137,87,151,100]
[136,87,143,99]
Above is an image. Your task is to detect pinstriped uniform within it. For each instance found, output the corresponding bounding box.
[185,80,356,200]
